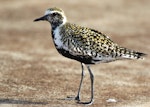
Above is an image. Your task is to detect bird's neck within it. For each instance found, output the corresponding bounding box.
[51,21,68,40]
[51,24,65,49]
[51,22,62,30]
[53,22,67,30]
[51,22,65,39]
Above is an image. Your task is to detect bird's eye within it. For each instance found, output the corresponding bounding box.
[52,13,57,16]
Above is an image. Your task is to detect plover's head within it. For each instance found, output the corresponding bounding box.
[34,7,67,29]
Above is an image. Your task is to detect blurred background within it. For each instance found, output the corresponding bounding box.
[0,0,150,107]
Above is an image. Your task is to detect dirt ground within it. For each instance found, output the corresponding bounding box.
[0,0,150,107]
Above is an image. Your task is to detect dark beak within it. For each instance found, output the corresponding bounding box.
[34,15,48,22]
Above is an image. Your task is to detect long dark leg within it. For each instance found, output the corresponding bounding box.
[77,65,94,105]
[75,63,84,101]
[87,65,94,105]
[78,65,94,105]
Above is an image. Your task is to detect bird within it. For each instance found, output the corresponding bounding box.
[34,7,146,105]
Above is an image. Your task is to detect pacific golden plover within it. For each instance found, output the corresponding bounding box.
[34,7,146,105]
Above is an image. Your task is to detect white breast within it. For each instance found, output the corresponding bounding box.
[53,27,63,48]
[53,26,68,50]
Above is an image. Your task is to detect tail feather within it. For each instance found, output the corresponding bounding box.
[118,47,147,59]
[135,52,147,59]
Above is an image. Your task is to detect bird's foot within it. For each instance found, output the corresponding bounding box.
[64,96,80,101]
[64,96,94,105]
[75,96,80,101]
[63,96,79,101]
[77,99,94,105]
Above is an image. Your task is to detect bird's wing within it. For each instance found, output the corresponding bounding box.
[60,23,146,63]
[61,23,118,59]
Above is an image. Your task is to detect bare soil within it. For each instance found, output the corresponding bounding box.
[0,0,150,107]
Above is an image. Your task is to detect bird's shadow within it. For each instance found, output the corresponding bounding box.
[0,98,48,105]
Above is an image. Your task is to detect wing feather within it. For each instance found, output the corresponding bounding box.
[60,23,118,59]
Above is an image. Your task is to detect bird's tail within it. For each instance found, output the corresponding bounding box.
[118,47,146,59]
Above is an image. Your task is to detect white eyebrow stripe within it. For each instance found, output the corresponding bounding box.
[44,10,63,15]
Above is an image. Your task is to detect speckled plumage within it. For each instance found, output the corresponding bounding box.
[52,22,145,64]
[34,7,146,105]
